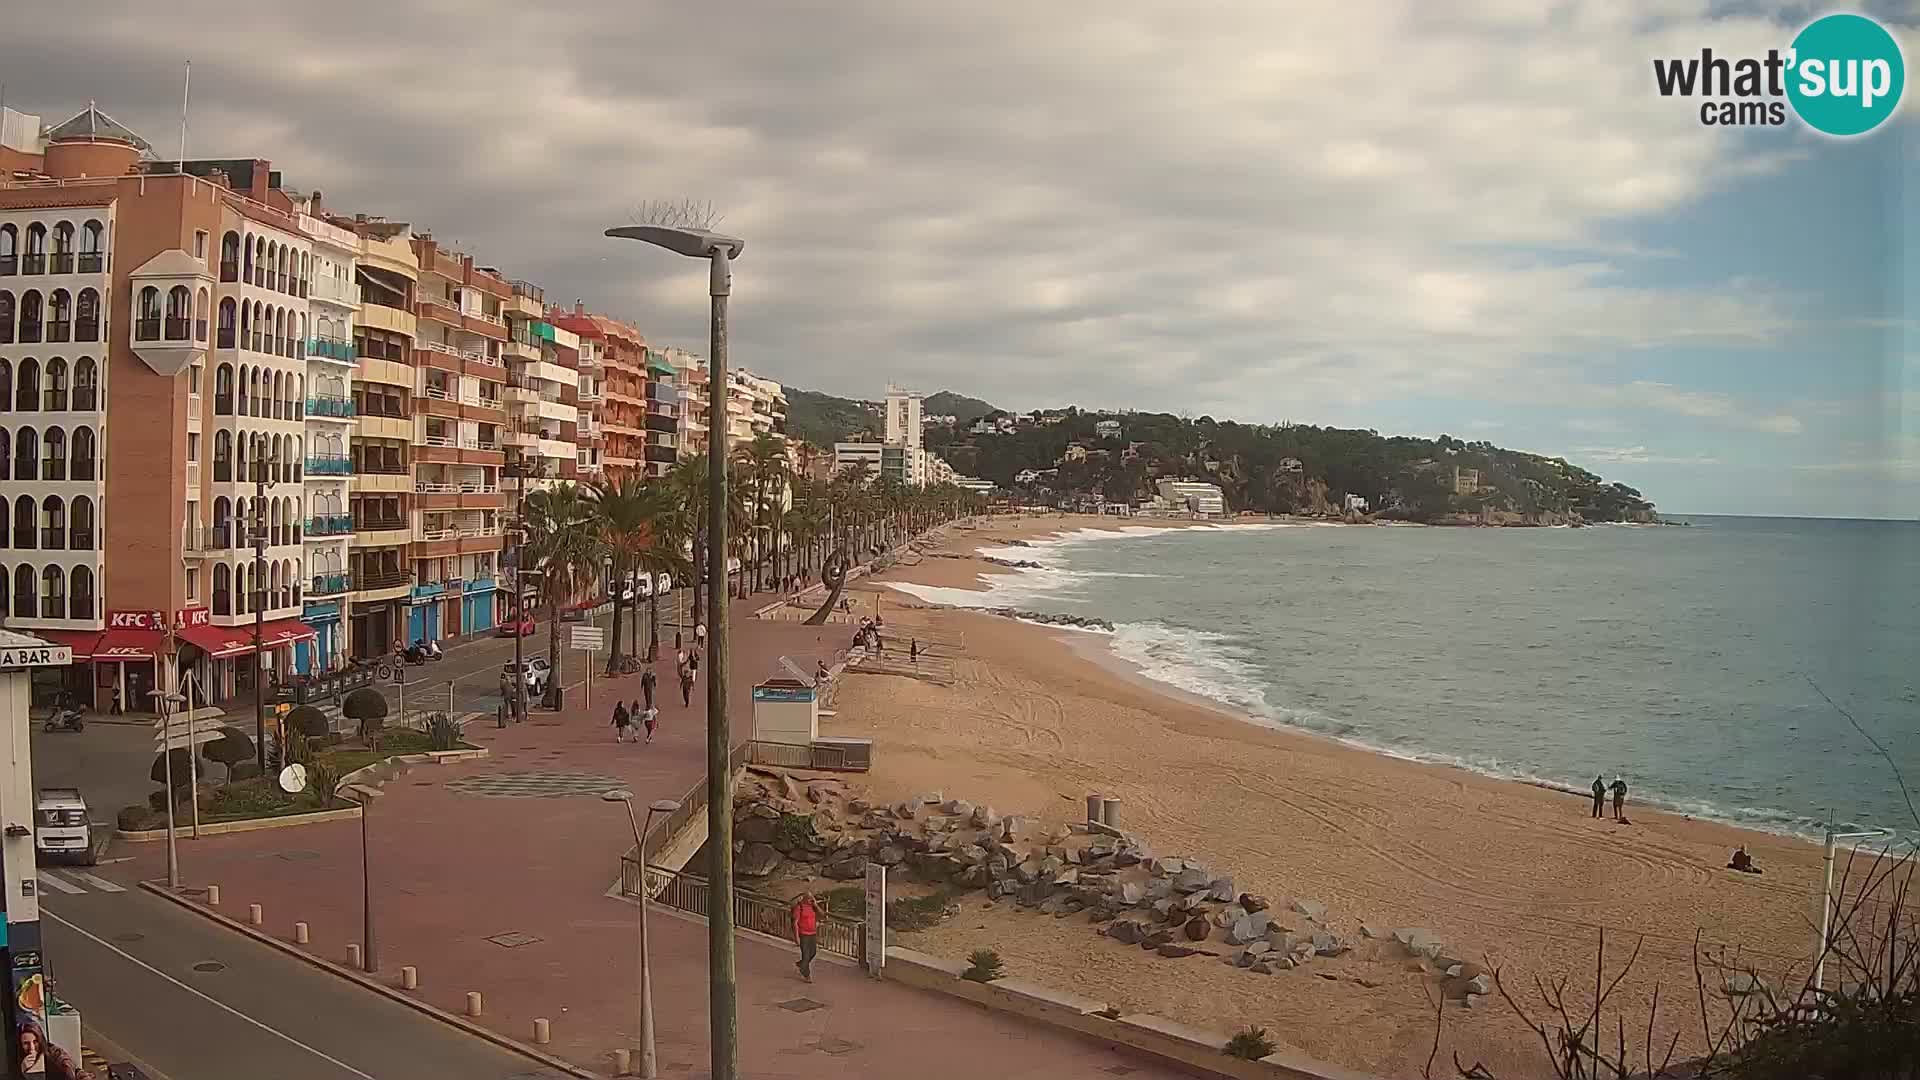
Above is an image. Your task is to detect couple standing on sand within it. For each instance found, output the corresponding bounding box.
[1592,775,1629,821]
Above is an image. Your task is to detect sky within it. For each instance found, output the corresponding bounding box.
[5,1,1915,517]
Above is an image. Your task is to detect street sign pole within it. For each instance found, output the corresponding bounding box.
[585,652,592,711]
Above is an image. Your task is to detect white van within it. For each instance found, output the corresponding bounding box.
[35,788,94,865]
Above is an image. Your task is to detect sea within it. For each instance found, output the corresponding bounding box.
[892,516,1920,845]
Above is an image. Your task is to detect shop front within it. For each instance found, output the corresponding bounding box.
[350,599,400,661]
[297,600,344,675]
[176,617,317,703]
[464,580,498,635]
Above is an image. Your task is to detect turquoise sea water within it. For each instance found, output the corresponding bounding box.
[894,516,1920,843]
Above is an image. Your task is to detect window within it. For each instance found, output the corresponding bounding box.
[165,286,192,340]
[194,231,209,260]
[40,497,65,550]
[73,359,97,411]
[24,224,47,275]
[69,496,93,549]
[214,430,232,481]
[43,359,66,411]
[0,291,12,344]
[188,432,200,463]
[189,364,202,395]
[217,297,236,349]
[0,224,16,275]
[185,566,199,603]
[213,564,231,615]
[15,359,37,412]
[14,564,34,617]
[41,565,65,619]
[47,290,70,342]
[0,360,10,411]
[195,287,210,343]
[75,288,99,342]
[70,426,95,480]
[13,495,33,549]
[135,286,161,340]
[40,427,65,480]
[78,221,104,273]
[18,290,42,343]
[70,566,94,618]
[215,364,233,415]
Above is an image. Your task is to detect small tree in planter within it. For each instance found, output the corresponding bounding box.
[305,761,341,809]
[285,705,332,740]
[1225,1027,1276,1061]
[341,688,388,750]
[201,726,256,784]
[148,748,195,806]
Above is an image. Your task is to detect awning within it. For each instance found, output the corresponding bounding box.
[93,627,162,661]
[28,629,102,660]
[177,619,317,658]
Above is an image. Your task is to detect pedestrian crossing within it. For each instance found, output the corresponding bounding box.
[37,869,124,895]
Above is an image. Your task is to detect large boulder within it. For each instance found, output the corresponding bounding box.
[1206,877,1236,902]
[1290,897,1327,923]
[1107,920,1145,944]
[945,798,974,818]
[737,816,778,844]
[1173,867,1212,893]
[823,854,867,880]
[1149,857,1184,877]
[971,804,998,829]
[1184,916,1212,941]
[874,844,906,866]
[737,843,782,878]
[1227,912,1274,945]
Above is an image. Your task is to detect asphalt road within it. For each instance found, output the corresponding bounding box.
[40,876,574,1080]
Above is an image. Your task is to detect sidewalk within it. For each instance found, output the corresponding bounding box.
[126,597,1179,1078]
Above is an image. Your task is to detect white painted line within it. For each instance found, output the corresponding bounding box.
[69,871,126,893]
[36,871,86,895]
[43,910,380,1080]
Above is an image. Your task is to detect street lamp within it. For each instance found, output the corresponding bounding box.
[149,688,187,889]
[1814,825,1891,993]
[604,790,679,1080]
[341,782,380,973]
[606,219,744,1080]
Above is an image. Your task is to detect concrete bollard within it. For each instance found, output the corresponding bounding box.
[1101,796,1121,829]
[1086,793,1103,825]
[347,943,362,969]
[248,903,263,927]
[206,884,221,906]
[614,1048,632,1074]
[532,1018,550,1045]
[465,991,483,1017]
[293,921,310,945]
[400,965,418,990]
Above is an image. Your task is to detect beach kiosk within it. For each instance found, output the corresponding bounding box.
[751,677,817,747]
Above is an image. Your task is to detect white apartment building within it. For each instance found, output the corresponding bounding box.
[573,332,604,480]
[885,383,922,452]
[294,202,359,671]
[1157,480,1226,517]
[502,287,578,491]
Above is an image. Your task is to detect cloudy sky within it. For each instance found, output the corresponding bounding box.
[8,0,1915,516]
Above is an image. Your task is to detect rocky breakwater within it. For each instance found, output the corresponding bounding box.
[986,609,1114,632]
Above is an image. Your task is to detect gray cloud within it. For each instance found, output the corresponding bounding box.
[6,0,1910,426]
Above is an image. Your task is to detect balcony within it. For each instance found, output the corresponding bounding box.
[78,252,103,274]
[307,395,356,419]
[306,453,354,476]
[309,573,352,597]
[354,568,410,590]
[307,336,357,363]
[411,580,448,601]
[306,514,353,536]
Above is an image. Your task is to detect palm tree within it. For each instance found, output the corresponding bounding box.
[522,482,599,689]
[735,433,792,592]
[666,456,709,618]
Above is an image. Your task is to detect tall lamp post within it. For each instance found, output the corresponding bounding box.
[250,453,278,773]
[1814,825,1889,993]
[342,782,379,972]
[605,221,744,1080]
[603,790,679,1079]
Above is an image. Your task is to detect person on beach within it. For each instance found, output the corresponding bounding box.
[1610,776,1628,821]
[1591,775,1606,818]
[790,890,821,982]
[640,665,657,710]
[910,638,920,664]
[642,705,659,743]
[611,701,631,742]
[1728,847,1761,874]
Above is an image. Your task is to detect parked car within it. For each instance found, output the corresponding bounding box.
[495,614,536,637]
[35,788,94,865]
[500,657,552,698]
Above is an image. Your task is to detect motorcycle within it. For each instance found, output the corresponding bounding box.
[401,640,444,665]
[42,705,85,734]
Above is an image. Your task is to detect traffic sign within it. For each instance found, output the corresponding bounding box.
[570,625,605,651]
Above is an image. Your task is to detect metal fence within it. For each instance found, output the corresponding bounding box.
[746,740,872,772]
[622,861,866,964]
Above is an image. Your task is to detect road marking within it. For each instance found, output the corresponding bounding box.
[70,871,126,892]
[36,871,86,895]
[42,910,380,1080]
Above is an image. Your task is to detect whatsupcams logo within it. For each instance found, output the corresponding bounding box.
[1653,12,1906,136]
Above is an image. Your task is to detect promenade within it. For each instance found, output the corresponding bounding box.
[127,596,1181,1078]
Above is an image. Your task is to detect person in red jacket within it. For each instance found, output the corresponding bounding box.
[790,890,820,982]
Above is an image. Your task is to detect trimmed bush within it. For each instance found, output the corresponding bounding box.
[286,705,331,738]
[229,761,263,782]
[341,688,388,745]
[149,748,194,791]
[116,805,154,832]
[202,726,256,772]
[961,948,1004,983]
[1225,1027,1275,1060]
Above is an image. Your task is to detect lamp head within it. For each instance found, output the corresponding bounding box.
[605,225,744,261]
[649,799,678,813]
[602,789,635,803]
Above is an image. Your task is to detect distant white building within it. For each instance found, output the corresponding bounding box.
[1157,481,1226,517]
[1094,419,1122,440]
[885,384,923,453]
[1344,494,1370,513]
[1014,468,1043,485]
[954,477,996,494]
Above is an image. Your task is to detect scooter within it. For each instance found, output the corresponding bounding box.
[42,706,85,734]
[401,640,445,665]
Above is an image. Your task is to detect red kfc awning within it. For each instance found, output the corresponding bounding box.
[178,619,317,658]
[93,626,162,661]
[28,629,103,661]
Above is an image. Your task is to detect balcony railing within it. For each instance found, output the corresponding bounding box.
[415,481,502,495]
[354,568,410,590]
[77,253,103,274]
[46,320,70,343]
[305,514,353,536]
[411,581,447,600]
[309,573,352,597]
[307,336,357,362]
[49,253,74,274]
[422,433,455,448]
[510,279,544,302]
[306,395,356,418]
[355,458,408,476]
[354,516,407,534]
[306,454,354,475]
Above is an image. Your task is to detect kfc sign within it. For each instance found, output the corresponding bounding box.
[107,607,211,630]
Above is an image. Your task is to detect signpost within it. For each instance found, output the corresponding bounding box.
[571,625,605,709]
[864,863,887,978]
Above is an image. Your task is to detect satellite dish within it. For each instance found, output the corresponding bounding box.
[278,763,308,794]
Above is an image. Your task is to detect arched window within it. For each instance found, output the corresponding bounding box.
[0,497,7,547]
[75,288,99,342]
[165,285,192,340]
[18,289,42,343]
[213,563,231,615]
[0,426,8,479]
[272,373,284,420]
[299,251,310,297]
[40,496,64,550]
[14,428,36,481]
[13,495,34,548]
[72,358,97,411]
[213,496,231,548]
[253,237,266,287]
[215,363,234,415]
[214,429,232,482]
[220,231,241,282]
[13,564,34,617]
[69,496,93,549]
[41,565,65,618]
[70,566,94,618]
[235,436,249,484]
[78,220,104,273]
[273,307,285,357]
[23,224,47,274]
[41,427,65,481]
[46,290,70,342]
[267,242,278,290]
[251,301,263,351]
[217,297,236,349]
[70,426,95,480]
[0,360,10,410]
[15,359,37,412]
[0,224,16,274]
[50,223,75,274]
[0,291,12,345]
[195,287,210,342]
[43,358,67,411]
[135,286,161,340]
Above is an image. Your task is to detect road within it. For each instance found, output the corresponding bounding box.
[38,870,573,1080]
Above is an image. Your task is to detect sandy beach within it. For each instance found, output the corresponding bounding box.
[812,513,1863,1079]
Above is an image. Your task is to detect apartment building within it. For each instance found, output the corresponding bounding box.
[642,347,679,478]
[568,325,604,481]
[501,283,581,491]
[0,105,319,709]
[345,218,417,658]
[550,302,646,480]
[294,196,358,671]
[681,356,786,456]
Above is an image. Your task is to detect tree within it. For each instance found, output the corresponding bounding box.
[524,482,599,687]
[341,687,388,747]
[285,705,331,739]
[202,726,256,783]
[735,433,792,592]
[590,475,690,667]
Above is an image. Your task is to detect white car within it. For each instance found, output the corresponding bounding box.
[35,788,94,865]
[501,657,552,697]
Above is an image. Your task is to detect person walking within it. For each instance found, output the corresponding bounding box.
[790,890,821,983]
[109,683,123,716]
[1610,776,1628,821]
[641,705,659,743]
[640,665,658,710]
[679,664,695,708]
[1591,775,1606,819]
[910,638,920,665]
[687,647,700,684]
[611,700,631,743]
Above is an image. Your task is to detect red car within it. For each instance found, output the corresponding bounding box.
[495,615,536,637]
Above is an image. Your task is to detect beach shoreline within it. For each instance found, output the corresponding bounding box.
[816,512,1867,1079]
